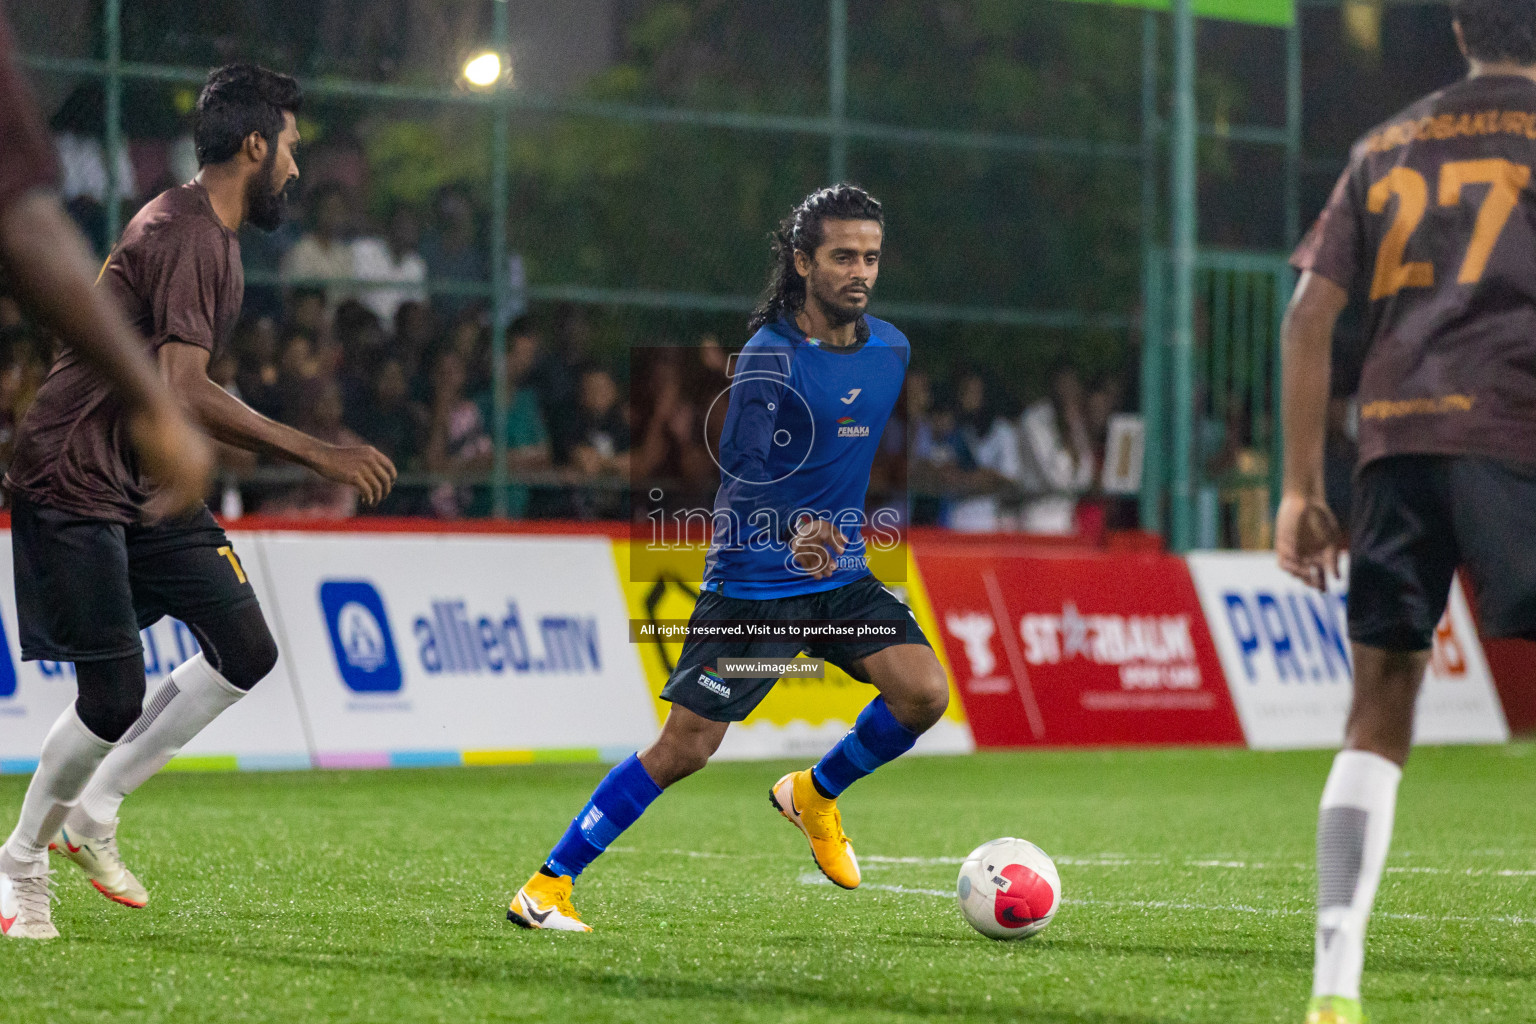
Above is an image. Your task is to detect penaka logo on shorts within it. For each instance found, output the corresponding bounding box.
[695,666,732,698]
[1020,602,1202,690]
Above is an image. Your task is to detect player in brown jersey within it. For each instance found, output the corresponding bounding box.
[0,64,396,940]
[0,14,211,519]
[1279,1,1536,1019]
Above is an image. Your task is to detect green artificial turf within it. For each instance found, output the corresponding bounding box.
[1,745,1532,1023]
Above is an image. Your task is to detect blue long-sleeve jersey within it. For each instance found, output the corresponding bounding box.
[702,314,909,599]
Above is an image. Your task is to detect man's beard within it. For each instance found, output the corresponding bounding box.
[807,273,868,326]
[245,147,289,232]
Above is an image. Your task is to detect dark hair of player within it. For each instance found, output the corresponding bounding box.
[1452,0,1536,65]
[193,64,303,167]
[748,184,883,334]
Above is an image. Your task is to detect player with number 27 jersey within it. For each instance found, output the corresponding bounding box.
[1282,10,1536,1022]
[1293,73,1536,465]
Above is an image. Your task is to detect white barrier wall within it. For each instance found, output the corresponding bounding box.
[0,530,1515,769]
[1187,552,1509,749]
[0,530,312,770]
[0,529,661,770]
[257,532,658,766]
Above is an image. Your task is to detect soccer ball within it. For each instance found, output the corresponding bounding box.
[956,837,1061,940]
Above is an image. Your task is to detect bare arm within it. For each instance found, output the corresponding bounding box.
[1275,270,1349,589]
[0,189,213,517]
[159,341,397,506]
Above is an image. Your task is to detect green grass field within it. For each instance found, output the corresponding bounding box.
[2,745,1532,1023]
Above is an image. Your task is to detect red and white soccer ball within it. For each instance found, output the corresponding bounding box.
[956,837,1061,940]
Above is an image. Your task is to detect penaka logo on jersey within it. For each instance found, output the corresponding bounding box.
[836,415,869,438]
[1020,602,1202,690]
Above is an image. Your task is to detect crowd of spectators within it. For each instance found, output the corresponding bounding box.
[0,82,1154,536]
[905,365,1137,538]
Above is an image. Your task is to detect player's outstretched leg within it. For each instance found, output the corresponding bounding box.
[510,706,725,932]
[58,607,277,909]
[1307,644,1423,1024]
[2,656,146,938]
[773,644,948,890]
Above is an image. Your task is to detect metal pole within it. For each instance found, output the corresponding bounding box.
[1284,14,1302,246]
[489,0,511,517]
[104,0,123,250]
[1138,11,1164,534]
[828,0,848,183]
[1169,0,1198,552]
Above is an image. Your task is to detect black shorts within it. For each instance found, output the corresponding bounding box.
[1349,454,1536,650]
[11,496,261,663]
[658,574,932,722]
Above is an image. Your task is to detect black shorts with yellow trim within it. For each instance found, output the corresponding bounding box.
[11,496,260,663]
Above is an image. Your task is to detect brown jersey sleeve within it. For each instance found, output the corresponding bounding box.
[1291,166,1363,290]
[138,221,231,353]
[0,14,60,215]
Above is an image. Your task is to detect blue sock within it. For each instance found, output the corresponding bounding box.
[812,697,921,798]
[545,754,663,879]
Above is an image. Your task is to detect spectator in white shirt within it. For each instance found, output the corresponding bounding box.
[1015,364,1096,534]
[351,204,427,323]
[280,182,355,311]
[946,371,1023,533]
[50,84,138,206]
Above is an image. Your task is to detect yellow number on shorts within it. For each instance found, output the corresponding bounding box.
[217,545,248,584]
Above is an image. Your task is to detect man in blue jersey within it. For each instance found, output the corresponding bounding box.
[508,185,949,932]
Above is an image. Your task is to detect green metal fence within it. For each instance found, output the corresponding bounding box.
[17,0,1311,533]
[1142,248,1293,552]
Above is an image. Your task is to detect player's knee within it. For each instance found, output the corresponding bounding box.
[645,728,720,787]
[74,659,148,743]
[910,672,951,730]
[194,608,279,691]
[889,665,949,733]
[670,731,718,780]
[220,628,278,691]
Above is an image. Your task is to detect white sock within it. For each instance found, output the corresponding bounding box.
[2,706,115,869]
[1312,749,1403,1000]
[77,654,245,825]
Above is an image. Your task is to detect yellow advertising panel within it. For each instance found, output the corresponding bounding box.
[611,540,971,758]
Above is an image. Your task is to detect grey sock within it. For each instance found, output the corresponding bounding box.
[1316,805,1368,948]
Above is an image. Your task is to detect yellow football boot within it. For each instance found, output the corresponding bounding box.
[770,769,861,889]
[1305,996,1364,1024]
[508,871,592,932]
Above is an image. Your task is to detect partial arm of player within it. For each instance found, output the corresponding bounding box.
[0,189,214,519]
[1275,270,1348,591]
[158,341,397,506]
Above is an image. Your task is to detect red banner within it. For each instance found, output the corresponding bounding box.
[916,546,1244,747]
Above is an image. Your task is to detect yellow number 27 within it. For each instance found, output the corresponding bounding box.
[1368,157,1531,301]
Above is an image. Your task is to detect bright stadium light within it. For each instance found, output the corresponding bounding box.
[462,51,504,89]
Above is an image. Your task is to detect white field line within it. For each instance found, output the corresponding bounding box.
[794,873,1536,927]
[609,846,1536,879]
